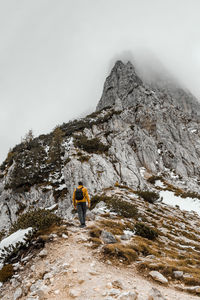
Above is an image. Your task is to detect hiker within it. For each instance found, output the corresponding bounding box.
[73,181,90,227]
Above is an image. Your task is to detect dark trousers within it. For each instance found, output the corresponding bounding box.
[77,202,87,225]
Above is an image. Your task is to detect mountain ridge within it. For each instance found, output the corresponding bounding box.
[1,59,200,232]
[2,59,200,298]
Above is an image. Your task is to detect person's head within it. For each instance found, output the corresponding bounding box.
[78,181,83,186]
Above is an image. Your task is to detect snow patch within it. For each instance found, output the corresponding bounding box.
[0,228,33,261]
[160,190,200,216]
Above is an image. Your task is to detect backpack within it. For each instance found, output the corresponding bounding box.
[75,187,84,200]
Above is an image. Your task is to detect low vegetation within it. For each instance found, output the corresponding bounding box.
[90,194,138,218]
[147,175,163,184]
[73,135,109,154]
[0,264,14,282]
[10,209,61,234]
[134,222,158,240]
[137,190,159,204]
[103,243,138,264]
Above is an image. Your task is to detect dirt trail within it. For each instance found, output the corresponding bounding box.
[18,220,199,300]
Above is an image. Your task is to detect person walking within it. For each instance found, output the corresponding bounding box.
[73,181,90,227]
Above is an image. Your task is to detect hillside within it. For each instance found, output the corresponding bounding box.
[1,59,200,298]
[1,186,200,299]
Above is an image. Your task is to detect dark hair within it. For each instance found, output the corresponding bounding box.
[78,181,83,186]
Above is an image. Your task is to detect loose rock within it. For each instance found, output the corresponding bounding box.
[101,230,117,244]
[149,271,168,284]
[13,287,23,300]
[148,287,166,300]
[117,291,138,300]
[38,249,48,258]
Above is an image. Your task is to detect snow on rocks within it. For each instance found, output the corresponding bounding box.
[149,271,168,284]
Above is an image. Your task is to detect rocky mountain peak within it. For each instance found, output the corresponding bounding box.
[97,59,200,117]
[96,60,143,111]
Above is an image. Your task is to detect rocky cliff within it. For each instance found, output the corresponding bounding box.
[1,59,200,233]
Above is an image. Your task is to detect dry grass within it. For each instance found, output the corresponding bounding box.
[98,219,127,236]
[103,243,138,264]
[93,188,200,286]
[88,226,102,238]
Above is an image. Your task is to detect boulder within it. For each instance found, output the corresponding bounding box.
[173,270,183,279]
[149,271,168,284]
[101,230,117,244]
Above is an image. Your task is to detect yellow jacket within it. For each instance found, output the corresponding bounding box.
[73,185,90,208]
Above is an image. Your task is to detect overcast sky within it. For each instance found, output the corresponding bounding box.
[1,0,200,163]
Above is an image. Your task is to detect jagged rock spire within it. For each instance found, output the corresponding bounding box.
[96,60,143,111]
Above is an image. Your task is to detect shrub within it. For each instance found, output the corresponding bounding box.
[137,191,159,204]
[53,188,68,202]
[134,222,158,240]
[77,154,90,163]
[147,175,163,184]
[10,209,61,234]
[106,197,138,218]
[0,264,14,282]
[90,194,109,210]
[5,140,49,192]
[90,194,138,218]
[0,229,6,242]
[73,135,109,154]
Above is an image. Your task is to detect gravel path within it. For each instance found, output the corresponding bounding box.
[21,221,199,300]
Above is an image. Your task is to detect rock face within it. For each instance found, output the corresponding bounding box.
[1,59,200,232]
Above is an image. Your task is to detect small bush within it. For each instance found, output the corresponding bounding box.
[78,154,90,163]
[74,135,109,154]
[137,191,159,204]
[134,222,158,240]
[147,175,163,184]
[0,264,14,282]
[91,194,138,218]
[107,197,138,218]
[90,194,109,210]
[10,209,61,234]
[53,188,68,202]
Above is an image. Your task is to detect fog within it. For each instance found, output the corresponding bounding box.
[0,0,200,162]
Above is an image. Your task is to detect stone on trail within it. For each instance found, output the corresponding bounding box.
[117,291,138,300]
[148,287,167,300]
[38,249,48,258]
[112,279,124,289]
[149,271,168,284]
[101,230,117,244]
[13,287,23,300]
[69,288,81,298]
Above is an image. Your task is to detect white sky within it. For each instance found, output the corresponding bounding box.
[1,0,200,163]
